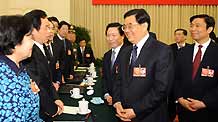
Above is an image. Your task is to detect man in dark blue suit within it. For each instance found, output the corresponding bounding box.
[103,22,127,105]
[175,14,218,122]
[168,28,190,122]
[113,9,174,122]
[53,21,74,82]
[77,39,95,67]
[24,9,64,122]
[170,28,190,59]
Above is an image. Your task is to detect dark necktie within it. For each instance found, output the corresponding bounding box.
[47,45,53,57]
[131,45,138,66]
[63,39,66,52]
[43,45,52,61]
[111,50,116,70]
[192,45,203,80]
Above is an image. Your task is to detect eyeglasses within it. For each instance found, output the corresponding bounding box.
[121,23,139,31]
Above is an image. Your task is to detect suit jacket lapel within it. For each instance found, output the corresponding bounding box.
[195,41,215,80]
[123,46,132,83]
[186,44,194,80]
[112,45,126,72]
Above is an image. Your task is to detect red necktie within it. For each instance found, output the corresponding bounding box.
[192,45,203,80]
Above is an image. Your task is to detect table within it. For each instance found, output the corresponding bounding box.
[54,70,118,122]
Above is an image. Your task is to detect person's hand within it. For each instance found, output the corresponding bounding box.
[178,97,196,111]
[114,102,131,121]
[122,108,136,120]
[116,113,131,121]
[61,75,65,84]
[53,82,60,91]
[114,102,124,116]
[187,98,206,110]
[54,100,64,115]
[68,75,74,80]
[105,95,113,105]
[56,62,59,69]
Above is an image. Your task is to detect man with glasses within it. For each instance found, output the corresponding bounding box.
[113,9,174,122]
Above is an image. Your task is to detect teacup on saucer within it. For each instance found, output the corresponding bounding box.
[71,94,83,99]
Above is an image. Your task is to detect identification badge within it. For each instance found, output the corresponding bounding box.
[201,66,214,77]
[86,54,90,58]
[133,66,146,77]
[68,50,71,55]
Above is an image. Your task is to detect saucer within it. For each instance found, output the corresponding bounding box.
[71,94,83,99]
[87,89,94,95]
[92,76,98,78]
[90,98,104,104]
[87,86,93,90]
[87,82,95,86]
[78,109,91,115]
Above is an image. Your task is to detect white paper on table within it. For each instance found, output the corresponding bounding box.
[63,106,79,115]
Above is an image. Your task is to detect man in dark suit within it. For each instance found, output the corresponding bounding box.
[103,22,127,105]
[53,21,74,82]
[47,17,62,91]
[48,16,59,34]
[24,9,64,122]
[66,25,79,65]
[113,9,174,122]
[170,28,190,59]
[168,28,190,121]
[77,39,95,67]
[175,14,218,122]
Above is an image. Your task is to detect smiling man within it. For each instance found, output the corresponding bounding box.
[103,22,126,106]
[113,9,174,122]
[175,14,218,122]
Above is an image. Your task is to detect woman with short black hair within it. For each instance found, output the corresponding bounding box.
[0,15,42,121]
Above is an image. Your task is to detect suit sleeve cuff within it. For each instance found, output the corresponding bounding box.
[104,93,110,99]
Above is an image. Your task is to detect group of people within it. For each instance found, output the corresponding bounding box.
[0,7,217,122]
[0,9,96,122]
[102,9,218,122]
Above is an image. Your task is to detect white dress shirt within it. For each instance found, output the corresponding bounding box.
[192,38,211,62]
[34,41,46,56]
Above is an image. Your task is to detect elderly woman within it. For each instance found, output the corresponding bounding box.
[0,15,42,121]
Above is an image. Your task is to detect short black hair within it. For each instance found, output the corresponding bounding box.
[124,9,151,31]
[48,16,59,24]
[0,15,33,55]
[174,28,188,36]
[58,21,70,29]
[190,14,215,31]
[24,9,47,31]
[105,22,124,36]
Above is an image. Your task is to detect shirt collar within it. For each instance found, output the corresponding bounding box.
[133,33,149,57]
[34,41,46,56]
[57,34,65,40]
[112,43,123,54]
[134,33,149,49]
[176,42,186,49]
[194,38,211,49]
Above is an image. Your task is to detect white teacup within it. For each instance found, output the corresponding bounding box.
[91,71,96,78]
[70,88,80,97]
[79,98,89,113]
